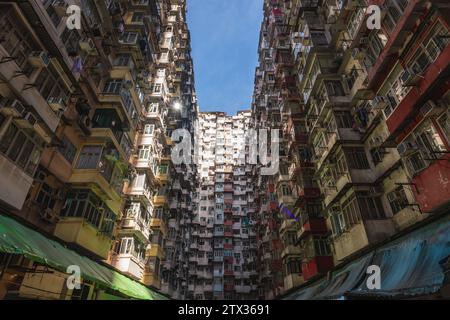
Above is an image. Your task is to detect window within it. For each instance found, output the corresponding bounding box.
[131,12,144,23]
[36,183,56,210]
[334,111,353,128]
[403,121,447,175]
[76,145,102,169]
[61,190,115,236]
[0,7,36,73]
[344,147,370,169]
[153,84,162,93]
[159,164,168,174]
[387,187,409,215]
[357,191,385,220]
[286,260,301,275]
[34,66,70,105]
[58,135,77,164]
[346,66,359,90]
[280,184,291,196]
[103,80,123,94]
[0,123,42,176]
[120,32,138,43]
[325,80,345,96]
[438,112,450,144]
[144,124,154,135]
[383,0,407,33]
[314,236,331,256]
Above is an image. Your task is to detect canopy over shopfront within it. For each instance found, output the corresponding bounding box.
[0,214,168,300]
[283,214,450,300]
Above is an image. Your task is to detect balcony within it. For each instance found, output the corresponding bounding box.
[297,216,328,240]
[146,244,165,260]
[153,195,168,207]
[70,168,122,209]
[111,254,145,280]
[120,214,151,241]
[0,153,34,210]
[281,245,302,259]
[54,217,113,259]
[150,218,168,236]
[142,271,161,288]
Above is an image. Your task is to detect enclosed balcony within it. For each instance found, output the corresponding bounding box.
[120,203,152,241]
[90,108,133,161]
[69,144,124,214]
[111,236,146,280]
[54,189,116,259]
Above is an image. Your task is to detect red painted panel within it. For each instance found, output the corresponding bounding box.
[387,45,450,135]
[412,155,450,213]
[302,256,334,281]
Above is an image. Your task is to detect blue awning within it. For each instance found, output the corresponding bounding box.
[284,214,450,300]
[350,214,450,298]
[315,253,374,300]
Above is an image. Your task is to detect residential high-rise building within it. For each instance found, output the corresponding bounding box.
[190,111,258,300]
[0,0,449,301]
[0,0,197,300]
[252,0,450,300]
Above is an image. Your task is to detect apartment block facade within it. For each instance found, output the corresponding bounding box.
[0,0,197,300]
[253,0,450,299]
[191,111,259,300]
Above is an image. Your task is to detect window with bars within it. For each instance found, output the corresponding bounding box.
[0,123,42,176]
[356,191,385,220]
[344,147,370,169]
[76,145,102,169]
[58,135,77,164]
[387,186,410,215]
[36,183,56,211]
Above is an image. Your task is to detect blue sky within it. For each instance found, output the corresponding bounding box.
[186,0,263,115]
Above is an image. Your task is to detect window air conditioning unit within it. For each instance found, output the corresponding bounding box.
[28,51,50,68]
[79,38,95,52]
[0,98,26,117]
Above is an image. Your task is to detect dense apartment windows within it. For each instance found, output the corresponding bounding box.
[408,22,449,75]
[0,123,42,176]
[387,187,409,215]
[344,147,370,169]
[403,121,447,175]
[0,6,37,73]
[383,0,407,33]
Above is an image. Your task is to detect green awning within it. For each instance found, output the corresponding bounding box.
[0,214,168,300]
